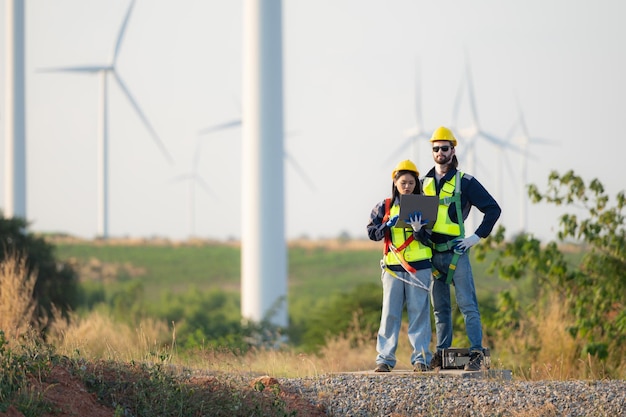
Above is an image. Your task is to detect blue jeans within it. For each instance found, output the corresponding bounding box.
[376,268,432,368]
[430,250,483,352]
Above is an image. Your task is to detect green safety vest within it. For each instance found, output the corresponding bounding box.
[422,172,466,284]
[422,172,465,238]
[383,199,432,268]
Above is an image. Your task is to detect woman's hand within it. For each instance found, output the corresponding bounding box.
[406,211,428,232]
[385,214,399,228]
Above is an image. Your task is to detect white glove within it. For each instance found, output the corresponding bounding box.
[454,234,480,253]
[407,211,428,233]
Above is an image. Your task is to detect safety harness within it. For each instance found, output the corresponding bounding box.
[424,172,465,285]
[381,198,430,292]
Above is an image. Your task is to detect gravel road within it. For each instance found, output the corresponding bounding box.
[280,372,626,416]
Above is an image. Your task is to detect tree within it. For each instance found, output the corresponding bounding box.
[0,215,79,326]
[476,170,625,361]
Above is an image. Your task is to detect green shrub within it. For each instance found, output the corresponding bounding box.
[0,215,79,323]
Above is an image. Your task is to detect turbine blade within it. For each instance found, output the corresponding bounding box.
[502,149,519,190]
[479,131,507,148]
[451,75,465,129]
[112,0,136,65]
[458,136,477,165]
[504,122,518,144]
[198,119,242,135]
[195,177,217,199]
[285,152,316,192]
[172,174,217,200]
[113,71,174,165]
[464,50,480,127]
[37,65,110,74]
[516,100,559,147]
[485,131,525,154]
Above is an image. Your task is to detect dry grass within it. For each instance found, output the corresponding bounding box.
[1,251,623,380]
[47,311,171,361]
[41,305,408,377]
[20,300,622,381]
[0,253,38,341]
[492,293,617,380]
[522,294,584,380]
[45,310,422,378]
[39,303,625,382]
[176,313,421,377]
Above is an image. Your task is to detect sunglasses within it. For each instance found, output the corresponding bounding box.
[432,146,451,152]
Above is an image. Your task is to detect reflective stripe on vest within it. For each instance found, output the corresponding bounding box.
[423,172,464,237]
[383,202,432,266]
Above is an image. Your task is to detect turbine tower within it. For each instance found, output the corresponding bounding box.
[241,0,288,328]
[39,0,173,238]
[4,0,27,220]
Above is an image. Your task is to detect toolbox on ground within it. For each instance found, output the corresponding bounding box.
[441,347,491,369]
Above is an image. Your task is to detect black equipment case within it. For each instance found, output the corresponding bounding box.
[441,347,491,369]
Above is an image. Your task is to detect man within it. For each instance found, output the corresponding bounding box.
[422,126,501,371]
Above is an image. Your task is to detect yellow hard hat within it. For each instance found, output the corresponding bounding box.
[391,159,419,179]
[430,126,457,146]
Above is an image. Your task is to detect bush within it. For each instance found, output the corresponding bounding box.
[297,283,381,352]
[0,215,79,324]
[475,170,626,375]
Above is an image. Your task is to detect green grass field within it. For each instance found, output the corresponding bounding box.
[51,238,511,308]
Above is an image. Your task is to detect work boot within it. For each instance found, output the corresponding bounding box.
[430,351,442,370]
[374,363,391,372]
[464,350,484,371]
[413,362,429,372]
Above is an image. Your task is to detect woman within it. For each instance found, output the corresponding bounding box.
[366,159,432,372]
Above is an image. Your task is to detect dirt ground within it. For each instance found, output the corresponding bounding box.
[0,365,326,417]
[0,366,113,417]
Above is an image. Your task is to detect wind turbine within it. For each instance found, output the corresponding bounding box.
[509,97,558,232]
[171,136,217,239]
[383,60,431,171]
[453,52,514,181]
[3,0,27,220]
[452,51,521,233]
[39,0,173,239]
[179,115,313,243]
[169,120,240,239]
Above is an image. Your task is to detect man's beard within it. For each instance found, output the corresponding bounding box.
[435,153,453,166]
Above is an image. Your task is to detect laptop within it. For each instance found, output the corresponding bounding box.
[396,194,439,229]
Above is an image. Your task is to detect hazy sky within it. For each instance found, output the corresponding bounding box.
[1,0,625,242]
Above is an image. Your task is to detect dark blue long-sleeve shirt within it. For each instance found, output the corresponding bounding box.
[423,167,501,245]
